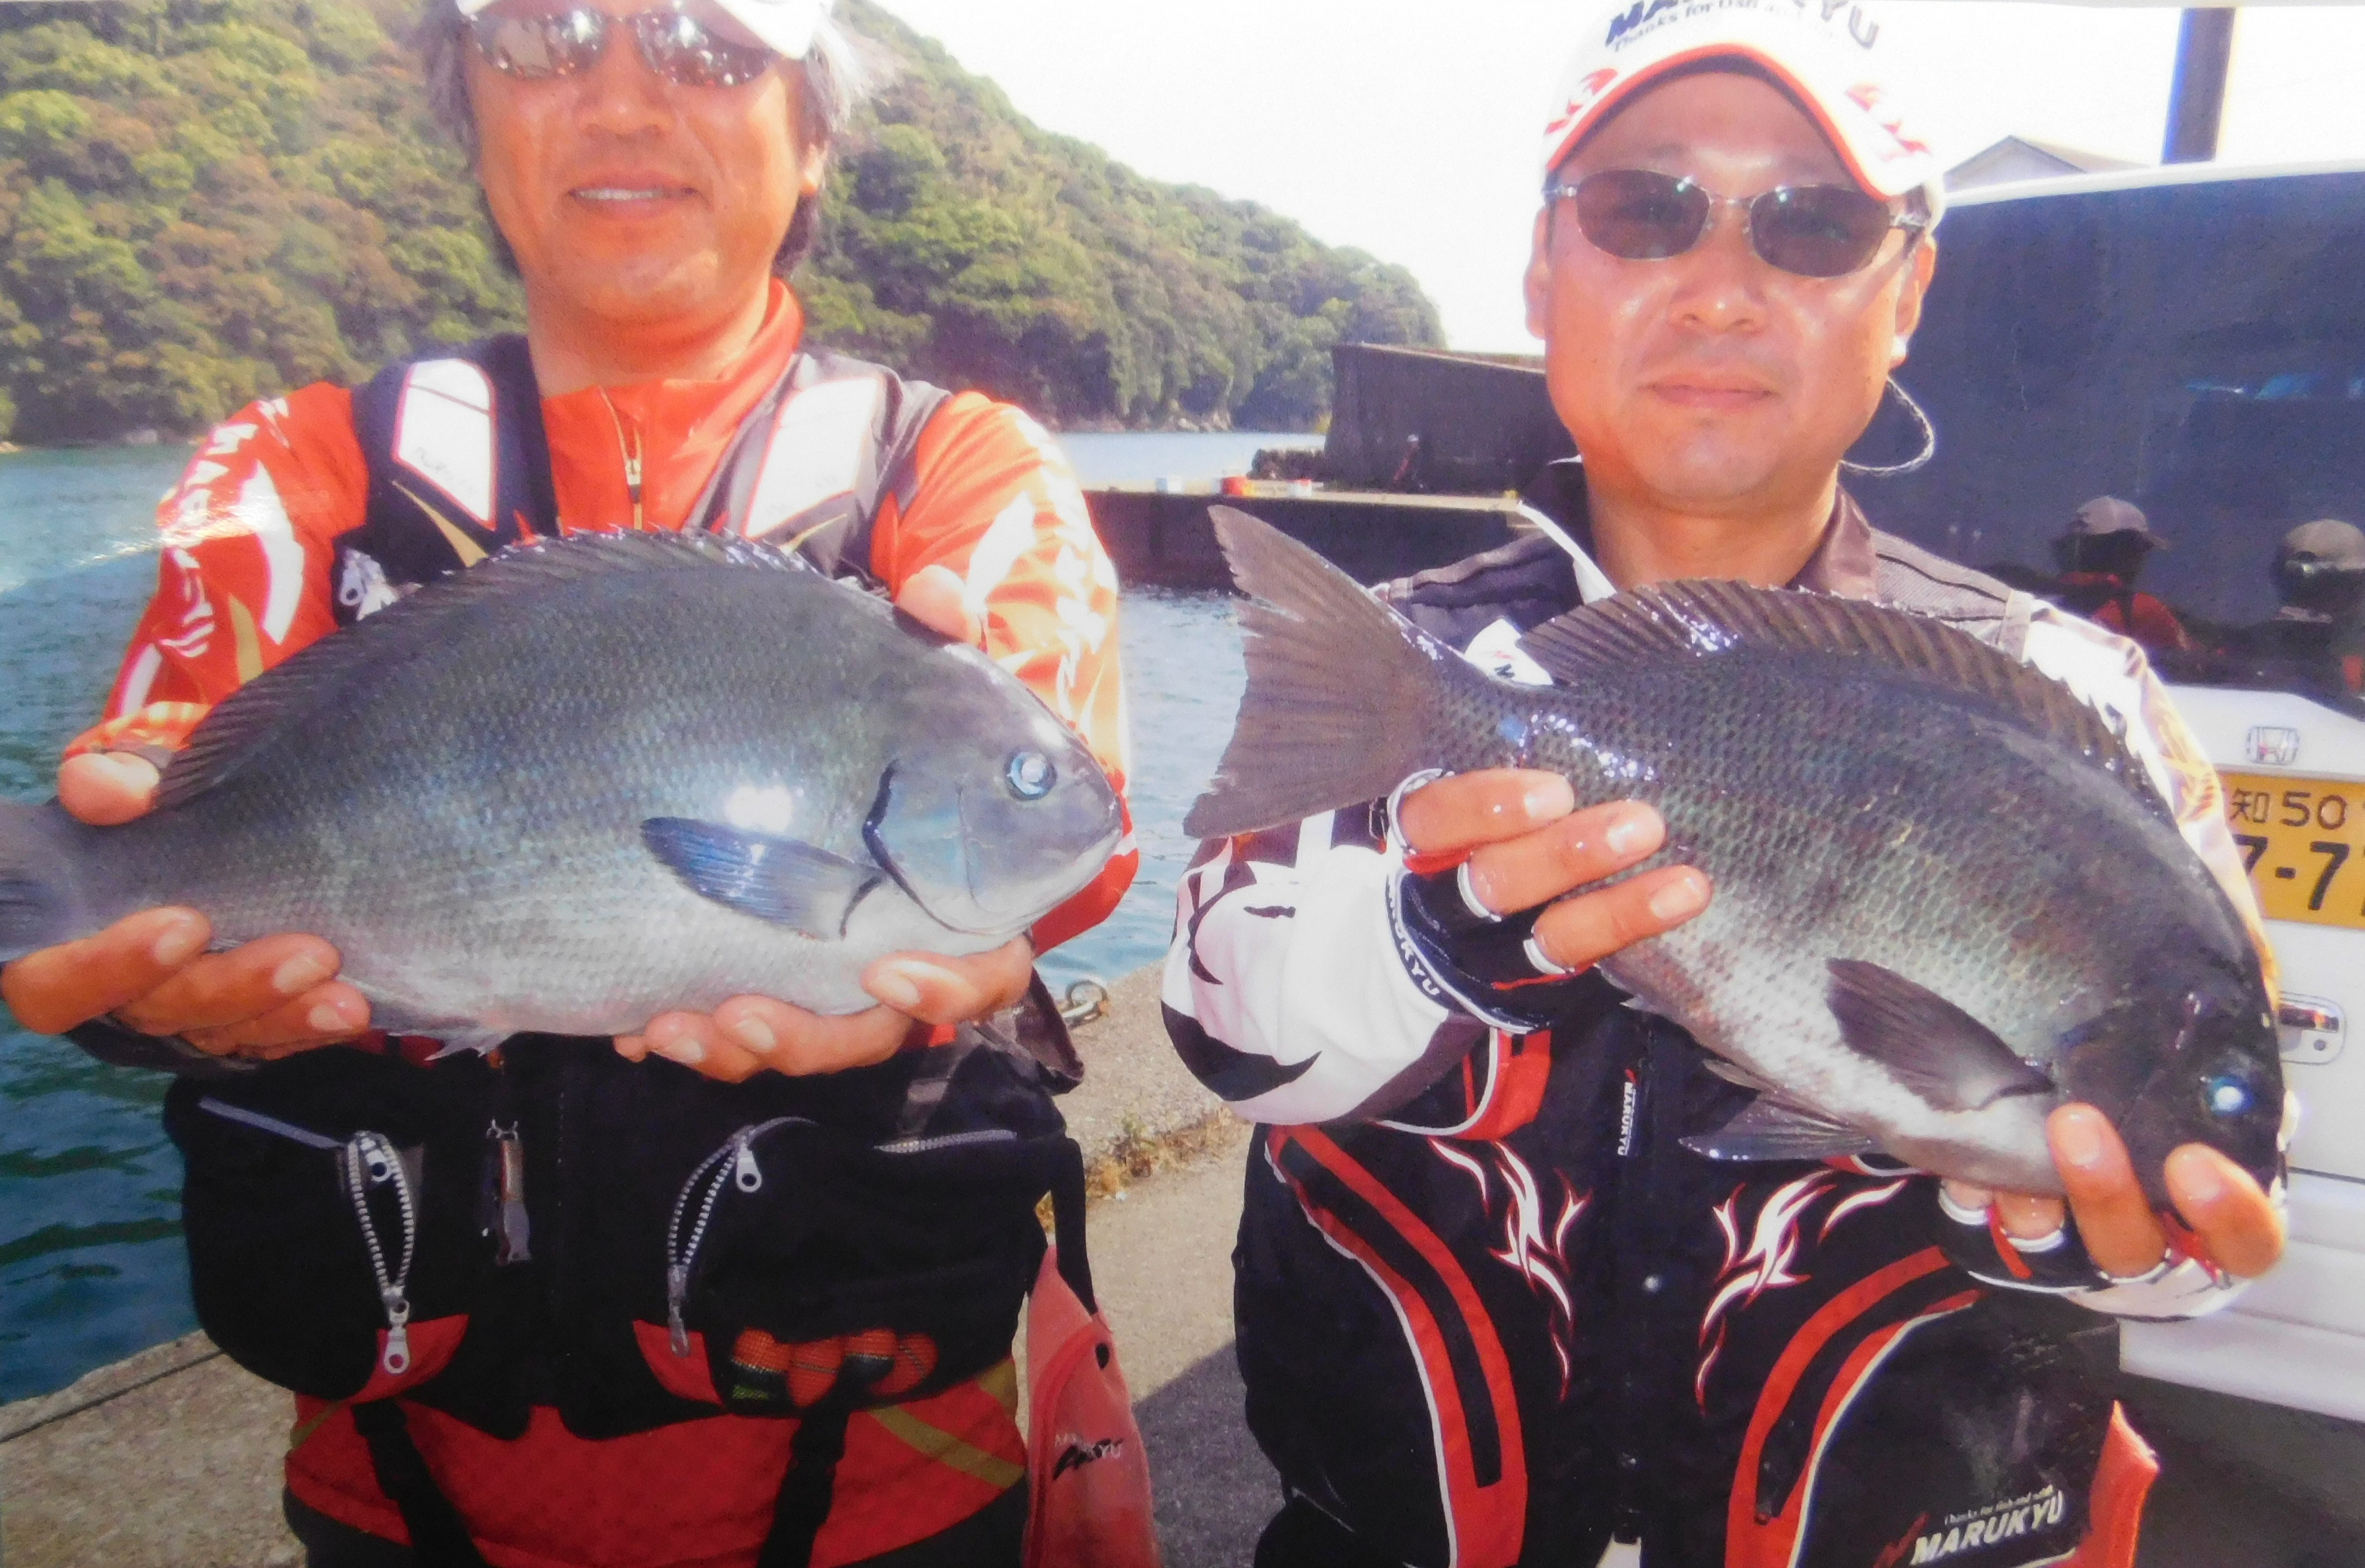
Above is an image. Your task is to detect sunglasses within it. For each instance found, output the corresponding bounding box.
[1546,169,1928,279]
[469,1,777,89]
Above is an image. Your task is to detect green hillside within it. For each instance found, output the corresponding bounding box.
[0,0,1441,443]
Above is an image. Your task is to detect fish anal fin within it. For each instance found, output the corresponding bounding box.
[1826,958,2055,1113]
[642,818,879,939]
[1698,1054,1777,1095]
[1683,1097,1877,1163]
[1516,582,2165,817]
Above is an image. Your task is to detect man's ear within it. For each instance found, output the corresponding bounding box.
[1890,235,1938,367]
[799,142,829,202]
[1524,208,1555,342]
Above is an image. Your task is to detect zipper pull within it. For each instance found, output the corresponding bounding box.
[732,1136,763,1194]
[625,428,645,531]
[381,1288,413,1376]
[362,1135,396,1186]
[667,1263,691,1357]
[489,1122,531,1265]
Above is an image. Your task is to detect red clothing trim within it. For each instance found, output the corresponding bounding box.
[1272,1126,1528,1568]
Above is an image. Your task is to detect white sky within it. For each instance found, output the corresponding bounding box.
[869,2,2365,353]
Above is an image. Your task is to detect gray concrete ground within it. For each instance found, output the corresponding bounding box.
[7,965,2365,1568]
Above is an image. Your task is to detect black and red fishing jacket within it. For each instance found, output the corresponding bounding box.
[1164,468,2279,1568]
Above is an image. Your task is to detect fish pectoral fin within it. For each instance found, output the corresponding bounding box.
[641,818,880,939]
[1826,959,2055,1113]
[1682,1097,1878,1163]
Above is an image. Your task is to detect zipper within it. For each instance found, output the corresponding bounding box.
[874,1128,1017,1155]
[199,1098,420,1377]
[659,1120,1014,1356]
[596,388,645,530]
[663,1118,807,1356]
[342,1132,418,1378]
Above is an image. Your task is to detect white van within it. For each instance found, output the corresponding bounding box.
[1881,160,2365,1422]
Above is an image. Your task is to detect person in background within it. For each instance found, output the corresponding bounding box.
[1164,5,2284,1566]
[0,2,1133,1564]
[2228,518,2365,707]
[2051,495,2193,654]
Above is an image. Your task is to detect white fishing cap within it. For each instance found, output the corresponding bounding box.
[454,0,835,61]
[1541,0,1946,223]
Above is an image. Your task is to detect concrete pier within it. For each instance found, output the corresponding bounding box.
[1086,484,1527,589]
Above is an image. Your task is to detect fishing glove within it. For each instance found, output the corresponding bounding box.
[1933,1184,2220,1308]
[1391,857,1594,1035]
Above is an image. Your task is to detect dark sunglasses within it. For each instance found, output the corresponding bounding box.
[469,1,777,88]
[1546,168,1928,279]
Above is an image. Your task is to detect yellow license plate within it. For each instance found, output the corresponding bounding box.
[2221,771,2365,928]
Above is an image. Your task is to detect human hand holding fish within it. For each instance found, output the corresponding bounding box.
[1394,771,1712,968]
[1943,1105,2284,1283]
[0,750,369,1060]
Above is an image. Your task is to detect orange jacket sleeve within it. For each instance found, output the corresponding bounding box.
[67,384,368,760]
[871,395,1136,951]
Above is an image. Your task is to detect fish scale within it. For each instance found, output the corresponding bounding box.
[0,531,1125,1044]
[1186,508,2281,1200]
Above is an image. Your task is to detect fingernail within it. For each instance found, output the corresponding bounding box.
[728,1017,777,1055]
[307,1001,352,1034]
[1523,778,1575,822]
[2174,1149,2226,1205]
[660,1037,707,1066]
[1606,809,1657,858]
[273,954,333,995]
[1648,873,1707,922]
[2054,1110,2106,1168]
[151,917,205,967]
[869,966,926,1013]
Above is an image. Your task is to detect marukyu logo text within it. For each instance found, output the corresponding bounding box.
[1606,0,1881,51]
[1903,1485,2068,1563]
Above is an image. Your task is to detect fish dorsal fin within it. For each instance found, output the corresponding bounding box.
[1518,580,2166,815]
[156,531,815,811]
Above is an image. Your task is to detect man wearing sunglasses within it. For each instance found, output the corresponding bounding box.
[1166,5,2284,1566]
[1,2,1134,1565]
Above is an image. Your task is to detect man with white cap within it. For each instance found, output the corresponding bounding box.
[1165,4,2285,1565]
[0,3,1136,1563]
[2225,517,2365,704]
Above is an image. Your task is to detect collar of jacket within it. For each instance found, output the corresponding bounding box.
[1522,459,1880,604]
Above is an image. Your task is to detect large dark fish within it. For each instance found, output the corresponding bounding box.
[0,532,1124,1048]
[1186,509,2282,1201]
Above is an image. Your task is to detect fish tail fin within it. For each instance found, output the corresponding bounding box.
[0,801,93,962]
[1183,508,1448,839]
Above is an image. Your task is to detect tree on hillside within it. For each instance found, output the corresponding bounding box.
[0,0,1441,442]
[0,0,516,444]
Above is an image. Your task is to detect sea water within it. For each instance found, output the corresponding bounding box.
[0,430,1295,1402]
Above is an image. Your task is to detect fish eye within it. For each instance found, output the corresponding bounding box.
[2203,1074,2254,1118]
[1005,751,1055,800]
